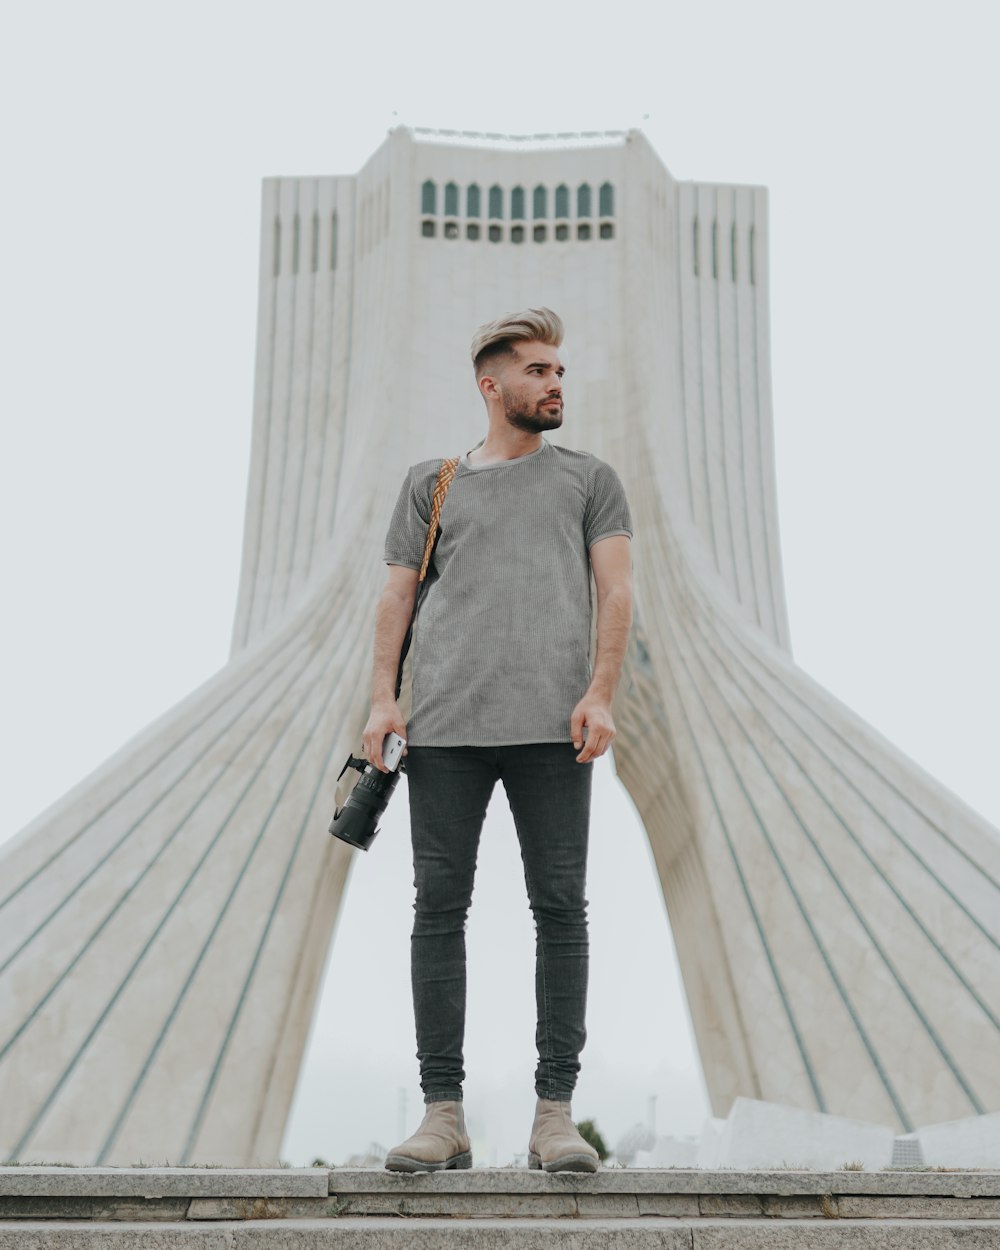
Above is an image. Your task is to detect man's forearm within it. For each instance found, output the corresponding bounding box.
[587,587,633,702]
[371,587,417,702]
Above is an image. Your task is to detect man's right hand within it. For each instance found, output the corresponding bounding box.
[362,699,408,773]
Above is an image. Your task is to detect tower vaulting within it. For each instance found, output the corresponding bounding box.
[1,128,997,1164]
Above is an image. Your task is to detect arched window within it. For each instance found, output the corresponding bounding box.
[489,223,502,242]
[467,222,481,240]
[489,184,503,219]
[421,180,437,214]
[511,225,525,244]
[421,220,436,238]
[555,184,569,218]
[599,182,614,216]
[330,211,338,270]
[577,222,592,240]
[511,186,525,220]
[533,185,548,219]
[444,181,459,217]
[555,223,569,241]
[467,183,481,218]
[444,221,459,239]
[577,183,592,218]
[533,224,547,242]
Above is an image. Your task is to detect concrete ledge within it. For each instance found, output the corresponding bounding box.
[2,1167,1000,1220]
[328,1166,1000,1198]
[2,1217,1000,1248]
[0,1169,328,1198]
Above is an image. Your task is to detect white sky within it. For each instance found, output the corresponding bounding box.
[1,0,998,1166]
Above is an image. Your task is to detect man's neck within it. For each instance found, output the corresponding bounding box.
[467,432,544,466]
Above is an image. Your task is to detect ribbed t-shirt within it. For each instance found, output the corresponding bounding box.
[382,438,633,747]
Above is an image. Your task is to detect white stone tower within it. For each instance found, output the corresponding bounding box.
[1,127,998,1165]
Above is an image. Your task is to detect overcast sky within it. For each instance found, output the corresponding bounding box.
[2,0,998,1165]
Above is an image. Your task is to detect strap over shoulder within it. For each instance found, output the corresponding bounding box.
[418,456,460,583]
[396,456,460,701]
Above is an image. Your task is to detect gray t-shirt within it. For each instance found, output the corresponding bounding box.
[382,438,633,747]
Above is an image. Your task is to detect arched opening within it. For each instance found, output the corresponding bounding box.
[283,759,709,1166]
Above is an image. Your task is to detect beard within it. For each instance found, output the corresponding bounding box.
[501,390,564,434]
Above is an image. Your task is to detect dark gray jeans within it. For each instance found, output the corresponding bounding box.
[404,743,593,1104]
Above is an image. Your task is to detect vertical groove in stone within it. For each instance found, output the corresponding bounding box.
[231,179,282,654]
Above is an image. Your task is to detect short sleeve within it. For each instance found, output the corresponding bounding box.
[584,458,633,549]
[383,467,431,570]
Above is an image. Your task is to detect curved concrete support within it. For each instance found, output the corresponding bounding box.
[1,127,997,1164]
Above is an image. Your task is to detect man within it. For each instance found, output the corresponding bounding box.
[362,308,633,1173]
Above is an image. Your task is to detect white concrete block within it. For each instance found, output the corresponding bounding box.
[713,1098,895,1171]
[917,1112,1000,1168]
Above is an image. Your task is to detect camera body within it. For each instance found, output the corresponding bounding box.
[328,732,407,851]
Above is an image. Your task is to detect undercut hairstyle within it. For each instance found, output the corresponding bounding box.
[470,307,564,377]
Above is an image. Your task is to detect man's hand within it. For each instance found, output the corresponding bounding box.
[570,694,616,763]
[362,699,408,773]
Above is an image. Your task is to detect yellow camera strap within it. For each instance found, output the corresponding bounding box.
[395,456,460,699]
[418,456,460,583]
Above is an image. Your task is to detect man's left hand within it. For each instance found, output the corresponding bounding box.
[570,695,616,763]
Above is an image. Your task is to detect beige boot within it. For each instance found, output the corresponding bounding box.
[527,1098,600,1172]
[384,1099,472,1172]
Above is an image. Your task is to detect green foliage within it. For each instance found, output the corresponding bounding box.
[575,1118,610,1161]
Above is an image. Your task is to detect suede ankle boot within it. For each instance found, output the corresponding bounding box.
[384,1099,472,1172]
[527,1097,600,1172]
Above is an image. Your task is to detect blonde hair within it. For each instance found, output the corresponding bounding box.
[470,307,564,376]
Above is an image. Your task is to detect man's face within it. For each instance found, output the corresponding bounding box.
[493,342,565,434]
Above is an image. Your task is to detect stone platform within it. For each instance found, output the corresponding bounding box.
[2,1166,1000,1246]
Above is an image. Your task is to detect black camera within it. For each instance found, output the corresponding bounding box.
[328,738,405,851]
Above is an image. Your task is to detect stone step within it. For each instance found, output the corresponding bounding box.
[325,1166,1000,1220]
[3,1217,1000,1248]
[3,1166,1000,1246]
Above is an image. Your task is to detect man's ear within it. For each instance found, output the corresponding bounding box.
[478,373,499,400]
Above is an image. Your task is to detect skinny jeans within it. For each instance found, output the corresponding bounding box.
[404,743,593,1104]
